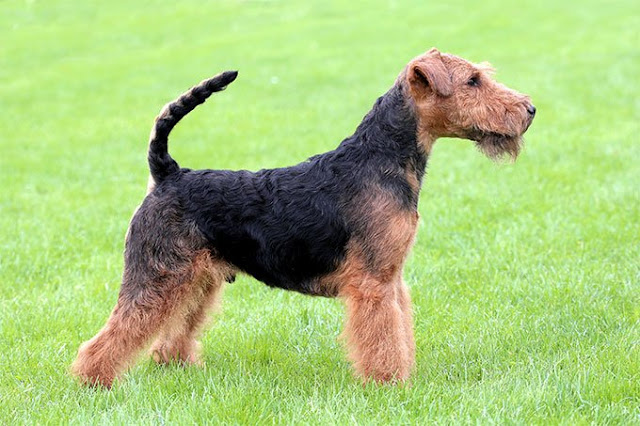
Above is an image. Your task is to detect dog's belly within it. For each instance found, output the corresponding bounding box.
[201,214,349,295]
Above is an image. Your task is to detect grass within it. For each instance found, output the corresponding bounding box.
[1,0,639,423]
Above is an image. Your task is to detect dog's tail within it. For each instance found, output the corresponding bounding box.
[147,70,239,185]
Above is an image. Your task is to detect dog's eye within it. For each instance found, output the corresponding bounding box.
[467,76,480,87]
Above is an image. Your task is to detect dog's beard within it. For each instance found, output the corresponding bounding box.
[470,131,523,161]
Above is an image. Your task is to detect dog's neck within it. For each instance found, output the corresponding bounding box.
[335,83,427,206]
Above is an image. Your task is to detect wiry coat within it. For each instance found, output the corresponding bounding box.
[72,49,535,388]
[136,78,425,296]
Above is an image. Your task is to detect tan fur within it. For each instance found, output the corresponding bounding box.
[406,49,533,158]
[340,272,411,382]
[405,162,422,197]
[146,175,156,194]
[71,252,234,388]
[149,254,231,365]
[317,191,419,382]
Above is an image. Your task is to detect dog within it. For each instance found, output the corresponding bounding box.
[71,48,535,388]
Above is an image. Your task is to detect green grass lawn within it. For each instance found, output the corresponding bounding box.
[1,0,639,423]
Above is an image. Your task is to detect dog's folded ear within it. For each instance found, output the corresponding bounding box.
[408,49,453,97]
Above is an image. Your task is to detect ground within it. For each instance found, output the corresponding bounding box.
[1,0,639,423]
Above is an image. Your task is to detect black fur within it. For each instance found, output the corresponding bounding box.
[141,74,427,296]
[148,71,238,183]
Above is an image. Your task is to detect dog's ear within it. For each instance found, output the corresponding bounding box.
[408,49,453,97]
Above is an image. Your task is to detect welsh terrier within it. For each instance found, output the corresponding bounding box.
[72,48,535,388]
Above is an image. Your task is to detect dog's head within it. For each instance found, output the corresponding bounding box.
[404,48,535,160]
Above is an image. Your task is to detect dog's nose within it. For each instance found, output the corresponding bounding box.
[527,104,536,116]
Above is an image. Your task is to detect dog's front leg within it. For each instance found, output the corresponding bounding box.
[340,275,413,383]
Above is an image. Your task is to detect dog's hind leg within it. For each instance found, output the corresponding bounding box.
[70,261,204,388]
[149,256,233,366]
[70,199,214,388]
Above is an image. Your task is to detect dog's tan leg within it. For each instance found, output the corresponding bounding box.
[150,267,227,366]
[396,279,415,371]
[341,275,412,383]
[71,270,201,388]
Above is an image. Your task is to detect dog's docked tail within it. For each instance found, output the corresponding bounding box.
[147,71,238,185]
